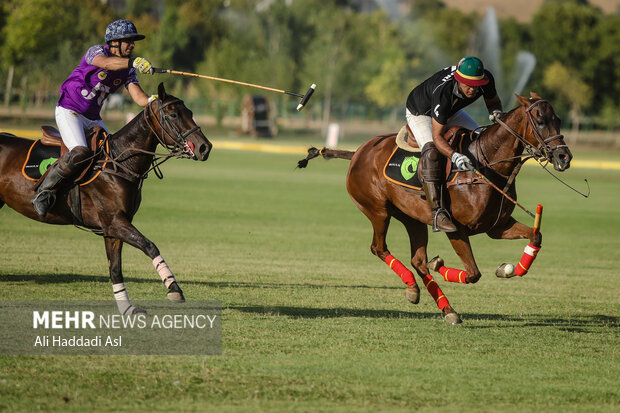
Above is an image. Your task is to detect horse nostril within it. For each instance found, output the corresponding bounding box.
[199,144,209,155]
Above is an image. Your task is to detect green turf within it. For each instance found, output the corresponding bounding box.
[0,145,618,412]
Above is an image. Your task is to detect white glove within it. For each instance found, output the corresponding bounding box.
[451,152,474,171]
[131,57,153,74]
[489,110,503,122]
[147,94,158,103]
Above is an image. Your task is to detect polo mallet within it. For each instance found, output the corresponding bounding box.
[153,68,316,111]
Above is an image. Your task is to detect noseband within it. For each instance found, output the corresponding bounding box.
[144,98,201,158]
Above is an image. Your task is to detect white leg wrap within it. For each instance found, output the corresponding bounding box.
[153,255,176,288]
[112,283,135,315]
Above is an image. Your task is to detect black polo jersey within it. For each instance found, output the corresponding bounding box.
[406,66,497,125]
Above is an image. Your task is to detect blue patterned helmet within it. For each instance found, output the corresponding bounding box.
[104,19,145,43]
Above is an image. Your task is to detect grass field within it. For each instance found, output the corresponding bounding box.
[0,142,619,412]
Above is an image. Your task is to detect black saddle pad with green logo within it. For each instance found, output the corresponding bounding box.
[23,140,60,181]
[383,148,423,190]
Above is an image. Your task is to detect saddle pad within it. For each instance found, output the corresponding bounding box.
[22,139,60,181]
[383,147,423,190]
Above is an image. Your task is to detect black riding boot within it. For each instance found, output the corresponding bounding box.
[420,143,457,233]
[32,146,91,217]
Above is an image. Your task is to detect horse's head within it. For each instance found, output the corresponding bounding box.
[147,83,212,161]
[515,92,572,171]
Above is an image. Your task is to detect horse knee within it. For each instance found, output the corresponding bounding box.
[466,272,482,283]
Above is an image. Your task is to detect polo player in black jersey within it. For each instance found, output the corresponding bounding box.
[405,56,503,232]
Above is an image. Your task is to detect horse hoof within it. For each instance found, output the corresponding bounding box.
[495,263,516,278]
[167,291,185,303]
[443,307,462,325]
[131,307,147,315]
[427,256,444,272]
[405,285,420,305]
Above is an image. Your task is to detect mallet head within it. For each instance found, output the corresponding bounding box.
[297,84,316,111]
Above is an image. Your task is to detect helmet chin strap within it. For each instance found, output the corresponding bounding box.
[107,41,131,58]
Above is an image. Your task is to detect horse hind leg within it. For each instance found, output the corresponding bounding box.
[396,212,461,325]
[104,237,146,314]
[358,204,420,304]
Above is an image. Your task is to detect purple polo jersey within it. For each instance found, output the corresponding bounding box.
[57,45,139,120]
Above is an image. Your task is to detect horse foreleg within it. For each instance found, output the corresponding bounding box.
[487,217,542,277]
[104,237,145,314]
[102,215,185,302]
[428,232,482,284]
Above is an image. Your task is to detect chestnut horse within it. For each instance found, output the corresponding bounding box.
[299,93,572,324]
[0,83,212,313]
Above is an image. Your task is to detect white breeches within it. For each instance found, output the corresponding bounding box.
[405,108,479,149]
[55,106,108,151]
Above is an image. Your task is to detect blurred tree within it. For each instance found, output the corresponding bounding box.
[543,61,592,135]
[591,14,620,114]
[151,0,224,71]
[529,2,601,103]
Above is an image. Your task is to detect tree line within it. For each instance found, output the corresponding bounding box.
[1,0,618,129]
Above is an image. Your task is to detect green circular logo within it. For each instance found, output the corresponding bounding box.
[400,156,419,181]
[39,158,58,175]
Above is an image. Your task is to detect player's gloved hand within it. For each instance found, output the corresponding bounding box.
[148,94,158,103]
[451,152,474,171]
[489,110,503,122]
[129,57,153,74]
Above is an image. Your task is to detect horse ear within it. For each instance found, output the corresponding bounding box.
[157,83,167,100]
[515,93,529,106]
[529,91,542,100]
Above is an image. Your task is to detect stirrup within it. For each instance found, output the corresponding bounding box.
[32,190,56,217]
[432,208,457,233]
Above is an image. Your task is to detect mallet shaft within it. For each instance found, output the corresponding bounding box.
[164,69,287,94]
[533,204,543,233]
[473,168,535,218]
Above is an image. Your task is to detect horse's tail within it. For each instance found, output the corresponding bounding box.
[297,147,355,169]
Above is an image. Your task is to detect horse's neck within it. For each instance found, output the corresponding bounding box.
[473,109,526,177]
[109,112,158,175]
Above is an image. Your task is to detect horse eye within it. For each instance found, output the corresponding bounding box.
[169,112,178,119]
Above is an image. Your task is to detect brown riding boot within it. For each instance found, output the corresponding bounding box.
[32,146,92,217]
[420,142,457,233]
[422,181,457,232]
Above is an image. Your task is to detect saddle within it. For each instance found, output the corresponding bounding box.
[384,125,485,190]
[23,126,108,184]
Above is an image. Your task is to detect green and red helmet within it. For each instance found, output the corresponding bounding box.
[454,56,489,87]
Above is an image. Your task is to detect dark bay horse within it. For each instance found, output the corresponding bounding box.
[0,83,212,314]
[299,93,572,324]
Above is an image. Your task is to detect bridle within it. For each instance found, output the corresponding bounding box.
[144,97,201,159]
[97,98,202,181]
[494,99,568,162]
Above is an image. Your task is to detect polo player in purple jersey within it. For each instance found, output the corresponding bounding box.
[32,19,156,217]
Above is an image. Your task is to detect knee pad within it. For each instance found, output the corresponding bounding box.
[420,143,443,182]
[58,146,92,176]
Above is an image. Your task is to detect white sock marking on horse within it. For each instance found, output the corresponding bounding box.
[153,255,176,288]
[112,283,134,315]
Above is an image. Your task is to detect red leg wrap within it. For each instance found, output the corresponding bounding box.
[422,274,449,311]
[384,255,416,286]
[514,243,541,276]
[438,266,468,283]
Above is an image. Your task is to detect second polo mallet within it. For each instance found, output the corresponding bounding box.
[153,68,316,111]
